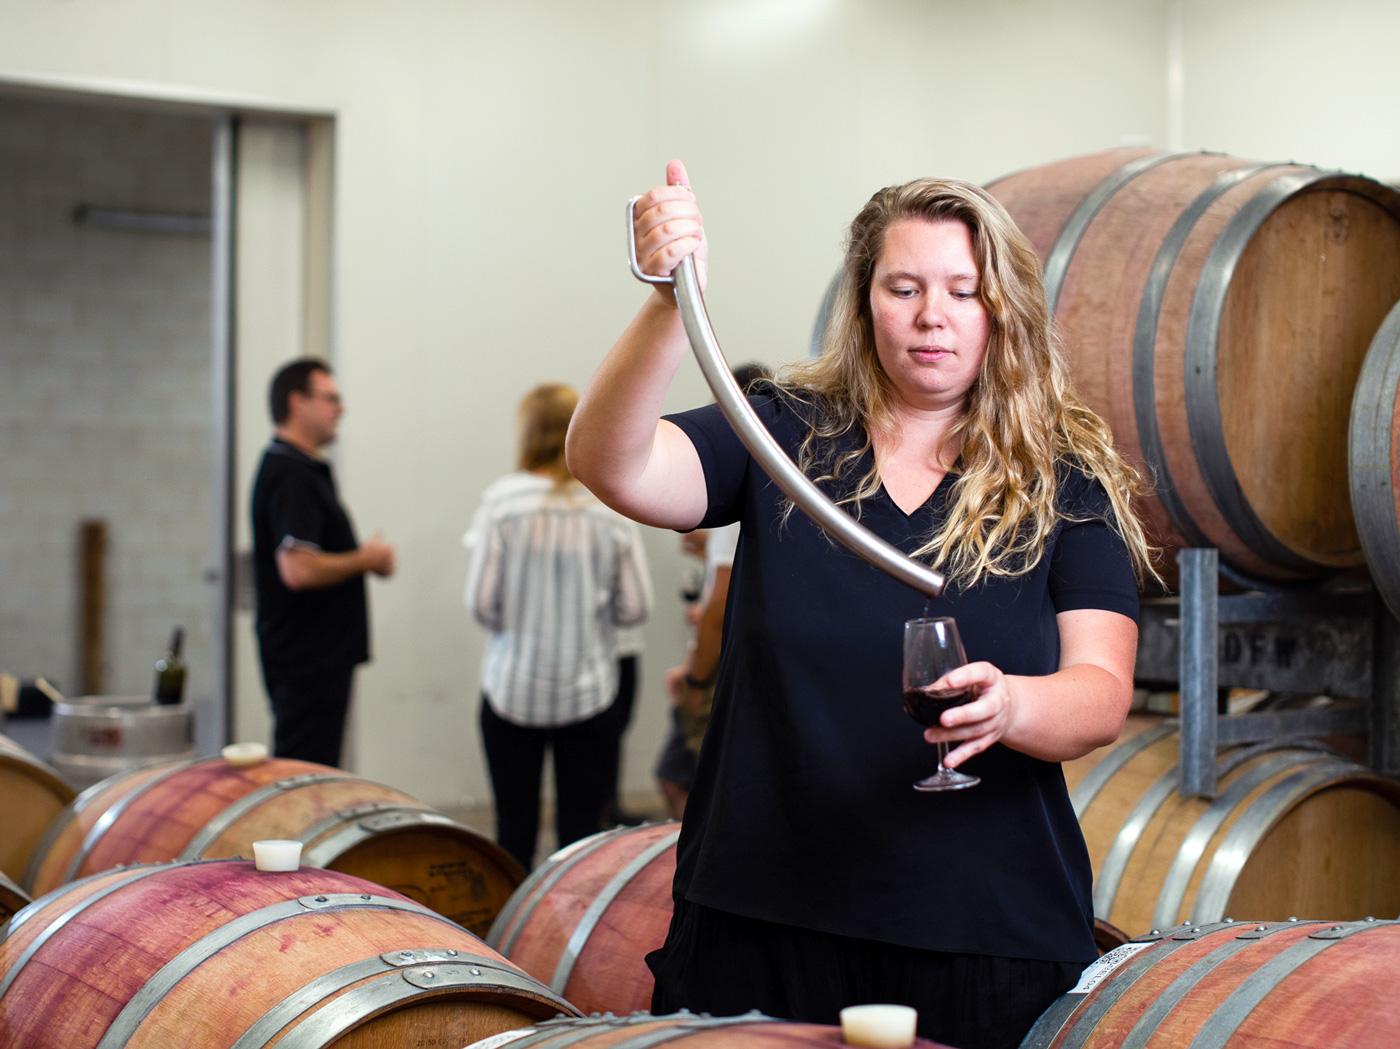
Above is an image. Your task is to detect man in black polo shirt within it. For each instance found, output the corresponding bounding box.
[251,358,396,766]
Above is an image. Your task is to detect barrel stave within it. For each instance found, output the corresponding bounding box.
[1231,930,1400,1048]
[1348,297,1400,619]
[330,825,523,935]
[124,909,532,1048]
[1055,152,1249,454]
[1216,772,1400,926]
[1218,184,1400,567]
[0,733,76,885]
[1079,922,1321,1048]
[26,761,202,893]
[1068,723,1400,939]
[1040,920,1400,1049]
[983,147,1155,264]
[493,823,680,1016]
[24,758,523,938]
[192,775,421,859]
[558,838,675,1010]
[504,835,645,991]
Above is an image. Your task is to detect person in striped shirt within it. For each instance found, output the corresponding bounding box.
[464,382,653,870]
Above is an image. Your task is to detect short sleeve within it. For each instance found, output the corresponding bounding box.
[664,393,799,530]
[262,470,328,552]
[1048,474,1140,621]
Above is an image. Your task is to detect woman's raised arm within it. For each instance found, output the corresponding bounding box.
[566,161,710,530]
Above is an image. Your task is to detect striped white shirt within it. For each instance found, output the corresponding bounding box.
[464,472,652,727]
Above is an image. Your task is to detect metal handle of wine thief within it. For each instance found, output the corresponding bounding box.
[625,196,947,598]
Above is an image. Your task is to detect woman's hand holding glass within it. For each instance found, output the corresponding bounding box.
[922,658,1017,772]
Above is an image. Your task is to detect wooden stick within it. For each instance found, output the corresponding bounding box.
[79,519,107,695]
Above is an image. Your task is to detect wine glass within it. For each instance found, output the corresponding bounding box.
[903,617,980,791]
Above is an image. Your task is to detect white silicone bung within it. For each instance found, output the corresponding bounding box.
[840,1004,918,1048]
[253,839,302,872]
[222,741,269,767]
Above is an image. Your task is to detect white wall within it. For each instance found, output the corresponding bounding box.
[0,96,216,725]
[1177,0,1400,180]
[0,0,1175,808]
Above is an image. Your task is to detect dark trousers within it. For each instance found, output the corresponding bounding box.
[264,665,354,768]
[479,695,617,871]
[602,655,639,811]
[648,898,1083,1049]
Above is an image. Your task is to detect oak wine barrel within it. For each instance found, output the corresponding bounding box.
[1022,917,1400,1048]
[0,859,577,1048]
[984,149,1400,582]
[486,822,679,1016]
[1349,296,1400,620]
[1063,716,1400,937]
[463,1012,952,1048]
[24,752,524,936]
[0,870,28,924]
[0,730,75,885]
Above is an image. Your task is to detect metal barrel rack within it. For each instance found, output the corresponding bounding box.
[1135,548,1400,797]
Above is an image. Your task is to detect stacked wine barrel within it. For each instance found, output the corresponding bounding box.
[984,149,1400,585]
[0,742,575,1047]
[1350,297,1400,620]
[0,731,75,886]
[1063,714,1400,936]
[23,751,525,937]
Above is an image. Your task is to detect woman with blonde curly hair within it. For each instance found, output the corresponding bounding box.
[567,161,1154,1049]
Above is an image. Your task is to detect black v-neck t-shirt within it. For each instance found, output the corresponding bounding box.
[664,392,1139,963]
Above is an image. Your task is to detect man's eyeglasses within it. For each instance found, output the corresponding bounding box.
[306,391,343,406]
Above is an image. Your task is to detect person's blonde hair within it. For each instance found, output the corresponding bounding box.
[517,383,579,487]
[781,177,1159,588]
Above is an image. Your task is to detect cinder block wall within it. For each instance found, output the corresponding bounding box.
[0,97,217,714]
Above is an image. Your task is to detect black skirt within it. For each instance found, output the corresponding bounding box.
[647,897,1083,1049]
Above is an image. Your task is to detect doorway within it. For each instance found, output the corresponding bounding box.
[0,85,333,762]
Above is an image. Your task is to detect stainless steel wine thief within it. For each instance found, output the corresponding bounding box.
[627,196,946,599]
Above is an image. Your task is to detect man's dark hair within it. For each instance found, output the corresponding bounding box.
[732,361,771,394]
[269,358,331,425]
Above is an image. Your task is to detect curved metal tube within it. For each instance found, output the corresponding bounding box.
[627,197,945,598]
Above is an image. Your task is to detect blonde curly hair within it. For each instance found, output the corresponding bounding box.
[780,177,1158,588]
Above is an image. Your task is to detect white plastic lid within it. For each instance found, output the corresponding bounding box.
[252,839,302,872]
[840,1004,918,1048]
[222,741,270,767]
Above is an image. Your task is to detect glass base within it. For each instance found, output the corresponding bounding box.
[913,768,980,792]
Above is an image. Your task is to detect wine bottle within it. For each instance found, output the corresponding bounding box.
[153,627,186,705]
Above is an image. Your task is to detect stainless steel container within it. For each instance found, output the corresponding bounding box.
[49,695,196,790]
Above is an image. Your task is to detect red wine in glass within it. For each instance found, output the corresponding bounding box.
[903,617,980,791]
[902,686,975,727]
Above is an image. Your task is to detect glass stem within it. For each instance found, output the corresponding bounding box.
[936,740,950,773]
